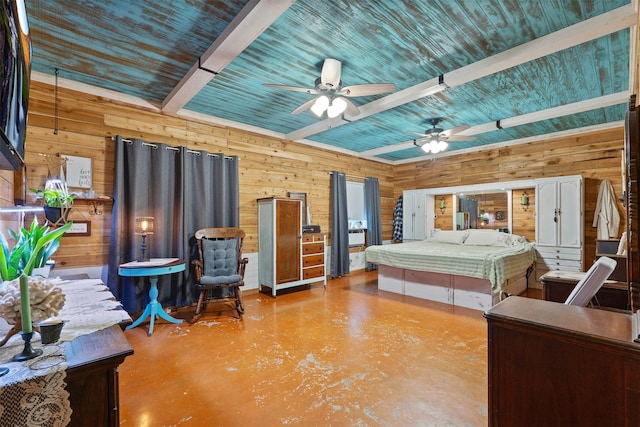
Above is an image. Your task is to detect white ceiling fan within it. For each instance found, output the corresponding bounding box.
[410,118,476,154]
[263,58,395,119]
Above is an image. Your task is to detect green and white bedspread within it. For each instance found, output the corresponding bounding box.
[364,240,536,290]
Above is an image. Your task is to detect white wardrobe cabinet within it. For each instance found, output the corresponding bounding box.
[257,197,327,297]
[403,190,434,241]
[535,175,583,275]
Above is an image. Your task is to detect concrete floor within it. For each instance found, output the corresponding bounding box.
[119,270,521,426]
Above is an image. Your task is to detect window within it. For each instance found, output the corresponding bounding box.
[346,181,366,229]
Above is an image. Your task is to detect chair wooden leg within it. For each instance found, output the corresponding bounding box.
[235,287,244,315]
[195,289,206,315]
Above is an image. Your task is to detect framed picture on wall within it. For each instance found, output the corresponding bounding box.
[65,220,91,236]
[61,155,92,189]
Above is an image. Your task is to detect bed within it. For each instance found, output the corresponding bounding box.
[364,229,537,310]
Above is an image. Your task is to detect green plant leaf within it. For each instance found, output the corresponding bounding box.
[0,219,73,279]
[23,221,73,276]
[0,232,10,281]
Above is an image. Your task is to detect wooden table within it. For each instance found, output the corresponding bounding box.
[485,296,640,426]
[118,258,185,336]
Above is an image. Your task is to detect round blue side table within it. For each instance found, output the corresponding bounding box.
[119,259,185,336]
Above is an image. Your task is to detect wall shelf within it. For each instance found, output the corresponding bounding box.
[73,197,113,215]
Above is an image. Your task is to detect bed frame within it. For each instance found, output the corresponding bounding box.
[377,264,529,310]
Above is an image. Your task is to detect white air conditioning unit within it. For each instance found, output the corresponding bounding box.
[348,229,366,246]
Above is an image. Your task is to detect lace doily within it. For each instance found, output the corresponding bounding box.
[0,278,132,427]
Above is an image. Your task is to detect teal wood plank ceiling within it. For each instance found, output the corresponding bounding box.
[26,0,634,163]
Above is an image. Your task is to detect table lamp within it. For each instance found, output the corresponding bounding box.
[134,216,154,261]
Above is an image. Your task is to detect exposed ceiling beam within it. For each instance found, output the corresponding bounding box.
[286,4,637,141]
[161,0,295,113]
[358,91,630,158]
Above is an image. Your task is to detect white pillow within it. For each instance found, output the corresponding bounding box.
[427,230,469,244]
[464,230,512,246]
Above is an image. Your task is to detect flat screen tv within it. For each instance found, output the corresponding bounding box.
[0,0,30,171]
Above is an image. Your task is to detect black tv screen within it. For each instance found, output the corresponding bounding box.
[0,0,30,171]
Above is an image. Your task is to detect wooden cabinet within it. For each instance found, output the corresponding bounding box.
[595,239,628,282]
[485,296,640,426]
[302,233,326,281]
[402,190,427,241]
[535,175,583,276]
[257,198,326,296]
[65,324,133,427]
[540,269,629,310]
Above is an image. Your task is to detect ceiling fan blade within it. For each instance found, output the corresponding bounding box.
[447,134,476,142]
[263,84,319,95]
[291,98,318,115]
[341,83,395,97]
[442,124,470,136]
[342,97,360,118]
[409,131,429,137]
[321,58,342,87]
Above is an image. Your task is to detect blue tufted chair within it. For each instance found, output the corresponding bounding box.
[192,228,248,319]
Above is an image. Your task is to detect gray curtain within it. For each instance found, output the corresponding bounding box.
[459,197,478,229]
[330,171,350,278]
[364,177,382,270]
[107,136,239,314]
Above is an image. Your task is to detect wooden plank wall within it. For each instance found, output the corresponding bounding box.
[2,81,395,269]
[0,81,626,271]
[396,129,626,266]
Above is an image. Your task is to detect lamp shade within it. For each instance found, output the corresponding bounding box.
[311,96,330,117]
[135,217,154,235]
[327,97,347,118]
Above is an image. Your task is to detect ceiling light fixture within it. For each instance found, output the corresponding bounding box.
[415,139,448,154]
[311,96,348,118]
[311,96,329,117]
[327,98,347,118]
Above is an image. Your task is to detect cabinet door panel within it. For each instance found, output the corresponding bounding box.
[558,179,582,247]
[402,191,427,241]
[275,200,301,283]
[402,191,415,240]
[536,181,559,246]
[414,193,426,240]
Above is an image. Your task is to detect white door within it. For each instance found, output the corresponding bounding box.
[402,191,415,240]
[557,178,582,247]
[536,180,559,246]
[413,192,426,240]
[402,190,427,241]
[425,195,435,237]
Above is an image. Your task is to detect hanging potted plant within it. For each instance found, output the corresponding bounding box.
[31,179,74,225]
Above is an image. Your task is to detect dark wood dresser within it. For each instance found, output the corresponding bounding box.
[65,324,133,426]
[485,296,640,426]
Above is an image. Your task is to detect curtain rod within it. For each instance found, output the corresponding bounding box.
[112,137,235,159]
[328,171,368,180]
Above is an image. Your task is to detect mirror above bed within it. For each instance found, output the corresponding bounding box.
[457,192,509,231]
[406,178,537,240]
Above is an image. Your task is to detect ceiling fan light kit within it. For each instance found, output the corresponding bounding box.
[327,97,347,118]
[311,96,329,116]
[310,95,347,118]
[415,139,448,154]
[264,58,395,119]
[410,117,476,155]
